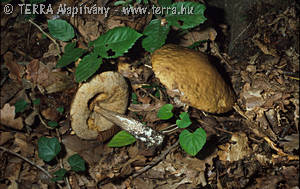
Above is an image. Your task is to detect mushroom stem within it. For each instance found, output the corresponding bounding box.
[94,105,165,147]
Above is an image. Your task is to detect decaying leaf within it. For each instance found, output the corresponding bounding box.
[26,59,74,93]
[180,27,217,47]
[0,132,14,145]
[3,51,25,81]
[218,132,252,162]
[0,103,23,130]
[281,134,299,152]
[43,43,60,58]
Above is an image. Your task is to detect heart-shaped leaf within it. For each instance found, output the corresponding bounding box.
[38,137,61,162]
[157,104,174,120]
[52,168,67,182]
[108,131,136,147]
[67,154,86,172]
[176,112,192,128]
[14,98,28,113]
[179,128,206,156]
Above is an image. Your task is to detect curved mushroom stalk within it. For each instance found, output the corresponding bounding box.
[94,105,164,147]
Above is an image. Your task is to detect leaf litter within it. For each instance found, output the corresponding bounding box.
[0,1,299,188]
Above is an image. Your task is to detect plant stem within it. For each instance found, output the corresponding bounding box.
[28,19,61,57]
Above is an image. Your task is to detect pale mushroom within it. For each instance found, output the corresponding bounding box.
[151,44,235,113]
[70,71,129,140]
[71,71,164,146]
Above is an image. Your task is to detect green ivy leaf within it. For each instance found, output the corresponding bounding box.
[51,168,67,182]
[56,42,86,68]
[48,121,58,128]
[48,19,75,41]
[56,107,64,114]
[15,99,28,113]
[132,93,138,104]
[157,104,173,120]
[53,168,67,177]
[154,90,160,98]
[68,154,86,172]
[75,51,102,82]
[179,128,206,156]
[142,19,170,52]
[92,27,142,58]
[176,112,192,128]
[38,137,61,162]
[166,2,206,29]
[108,131,136,147]
[33,98,40,105]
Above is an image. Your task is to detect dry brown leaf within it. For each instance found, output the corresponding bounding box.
[26,59,52,87]
[106,16,126,30]
[0,79,22,108]
[41,107,59,121]
[42,43,60,58]
[0,103,23,130]
[180,28,217,47]
[3,51,25,81]
[76,19,101,43]
[0,131,14,145]
[240,83,264,111]
[14,133,34,157]
[45,72,75,94]
[281,134,299,152]
[253,39,278,57]
[26,60,74,93]
[218,132,252,162]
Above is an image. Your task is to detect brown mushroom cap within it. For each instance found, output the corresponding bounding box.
[70,71,128,140]
[151,44,235,113]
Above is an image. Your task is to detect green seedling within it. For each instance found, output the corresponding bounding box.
[38,136,86,182]
[158,104,206,156]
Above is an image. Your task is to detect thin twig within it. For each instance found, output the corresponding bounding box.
[131,140,179,178]
[28,19,61,57]
[0,146,52,178]
[55,129,72,189]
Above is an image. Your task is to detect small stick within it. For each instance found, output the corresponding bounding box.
[94,105,164,147]
[0,146,52,178]
[131,140,179,178]
[28,19,61,57]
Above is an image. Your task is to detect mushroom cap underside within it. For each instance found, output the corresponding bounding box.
[151,44,235,113]
[70,71,129,140]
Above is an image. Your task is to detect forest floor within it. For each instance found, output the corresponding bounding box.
[0,0,299,188]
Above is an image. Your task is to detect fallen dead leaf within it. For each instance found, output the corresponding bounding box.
[218,132,252,162]
[13,133,35,157]
[3,51,25,81]
[0,103,23,130]
[0,131,14,145]
[76,19,102,43]
[180,27,217,47]
[42,43,60,58]
[41,107,59,121]
[0,79,22,108]
[280,134,299,152]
